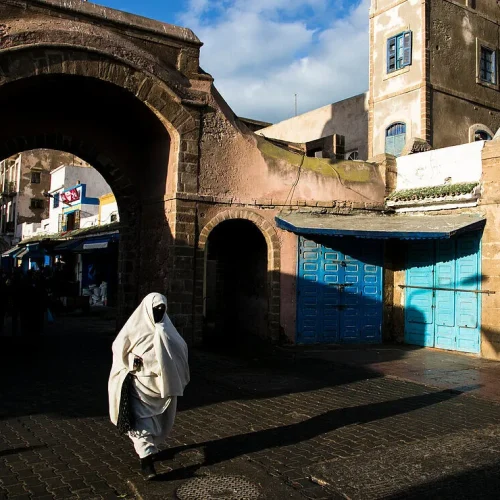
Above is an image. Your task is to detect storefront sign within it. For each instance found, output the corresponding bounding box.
[61,188,80,204]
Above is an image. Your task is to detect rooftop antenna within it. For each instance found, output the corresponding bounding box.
[294,94,298,116]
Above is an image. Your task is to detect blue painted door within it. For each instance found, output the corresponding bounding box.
[297,237,383,344]
[405,232,481,354]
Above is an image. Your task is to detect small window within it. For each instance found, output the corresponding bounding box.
[30,171,41,184]
[65,210,80,231]
[387,31,412,73]
[30,198,44,209]
[53,193,60,209]
[385,122,406,157]
[480,46,496,84]
[110,213,118,223]
[474,130,492,141]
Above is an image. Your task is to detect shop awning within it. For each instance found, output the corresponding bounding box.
[2,246,21,258]
[26,243,45,258]
[16,248,28,259]
[275,213,486,239]
[73,235,118,253]
[53,240,81,253]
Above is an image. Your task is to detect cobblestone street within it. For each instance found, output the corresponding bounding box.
[3,314,500,499]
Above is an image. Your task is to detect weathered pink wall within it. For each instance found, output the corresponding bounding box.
[198,89,386,206]
[279,227,298,342]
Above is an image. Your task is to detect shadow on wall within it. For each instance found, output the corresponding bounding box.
[318,96,369,161]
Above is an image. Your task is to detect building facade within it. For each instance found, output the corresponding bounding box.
[0,150,89,248]
[4,0,500,360]
[369,0,500,158]
[257,93,369,160]
[43,164,114,235]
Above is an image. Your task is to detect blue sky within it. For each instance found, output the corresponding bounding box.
[95,0,369,123]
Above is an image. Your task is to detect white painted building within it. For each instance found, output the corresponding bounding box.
[386,141,484,213]
[42,165,113,234]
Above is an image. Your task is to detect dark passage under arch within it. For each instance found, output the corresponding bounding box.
[204,219,269,346]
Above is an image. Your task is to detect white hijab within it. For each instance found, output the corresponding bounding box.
[108,292,190,425]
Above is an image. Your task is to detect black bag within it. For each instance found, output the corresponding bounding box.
[117,373,136,435]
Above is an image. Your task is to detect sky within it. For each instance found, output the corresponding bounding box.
[95,0,369,124]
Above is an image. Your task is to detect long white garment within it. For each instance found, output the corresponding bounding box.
[129,397,177,458]
[108,293,190,425]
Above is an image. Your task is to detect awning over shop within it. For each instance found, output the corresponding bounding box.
[72,235,118,253]
[15,248,28,259]
[53,240,81,253]
[2,246,21,258]
[25,243,46,258]
[275,213,486,239]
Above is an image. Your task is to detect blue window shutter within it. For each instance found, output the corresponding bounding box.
[385,136,396,156]
[385,122,407,157]
[492,50,497,84]
[402,31,412,67]
[393,133,406,156]
[387,36,396,72]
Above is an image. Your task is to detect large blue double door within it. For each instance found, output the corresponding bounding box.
[405,232,481,354]
[297,237,383,344]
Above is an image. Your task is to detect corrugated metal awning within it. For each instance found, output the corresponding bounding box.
[2,246,20,258]
[275,213,486,239]
[53,240,81,253]
[16,248,28,259]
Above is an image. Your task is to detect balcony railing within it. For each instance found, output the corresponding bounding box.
[1,181,17,197]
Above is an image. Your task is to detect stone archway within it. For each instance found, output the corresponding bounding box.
[0,46,201,327]
[196,210,281,345]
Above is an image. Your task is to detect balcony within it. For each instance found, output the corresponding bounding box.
[1,181,17,198]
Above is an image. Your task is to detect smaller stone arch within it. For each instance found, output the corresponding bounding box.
[469,124,494,142]
[195,209,281,344]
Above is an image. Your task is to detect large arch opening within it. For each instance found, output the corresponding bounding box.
[0,148,124,336]
[0,72,173,326]
[204,219,269,346]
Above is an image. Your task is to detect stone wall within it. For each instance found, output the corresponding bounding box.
[0,0,389,343]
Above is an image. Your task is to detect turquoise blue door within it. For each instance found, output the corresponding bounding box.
[405,232,481,353]
[297,237,383,344]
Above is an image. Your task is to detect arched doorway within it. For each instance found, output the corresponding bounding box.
[204,219,269,346]
[0,65,176,326]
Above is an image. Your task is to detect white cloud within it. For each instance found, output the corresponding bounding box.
[179,0,369,123]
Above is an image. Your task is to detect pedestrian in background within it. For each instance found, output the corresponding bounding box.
[108,292,189,479]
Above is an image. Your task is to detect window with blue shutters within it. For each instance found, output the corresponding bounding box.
[53,192,59,209]
[479,46,496,84]
[387,31,412,73]
[385,122,406,157]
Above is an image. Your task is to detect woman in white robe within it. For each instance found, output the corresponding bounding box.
[108,292,190,479]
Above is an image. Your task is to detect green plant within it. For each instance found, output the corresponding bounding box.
[386,182,479,202]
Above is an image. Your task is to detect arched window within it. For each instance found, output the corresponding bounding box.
[469,124,494,143]
[474,130,492,141]
[385,122,406,157]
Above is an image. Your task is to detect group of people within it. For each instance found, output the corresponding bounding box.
[0,267,49,336]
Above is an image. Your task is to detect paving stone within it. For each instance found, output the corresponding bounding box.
[5,329,500,500]
[24,484,50,496]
